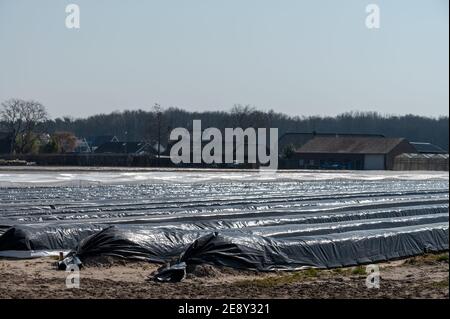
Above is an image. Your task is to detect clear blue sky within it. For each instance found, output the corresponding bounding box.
[0,0,448,119]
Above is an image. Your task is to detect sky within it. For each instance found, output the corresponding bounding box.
[0,0,448,119]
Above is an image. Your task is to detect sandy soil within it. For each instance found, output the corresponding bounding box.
[0,253,448,299]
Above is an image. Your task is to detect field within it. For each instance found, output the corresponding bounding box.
[0,167,448,298]
[0,253,448,299]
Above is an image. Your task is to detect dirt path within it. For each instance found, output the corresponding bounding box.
[0,253,448,299]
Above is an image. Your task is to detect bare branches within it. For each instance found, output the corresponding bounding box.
[0,99,49,154]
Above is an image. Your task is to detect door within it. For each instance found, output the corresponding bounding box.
[364,154,385,170]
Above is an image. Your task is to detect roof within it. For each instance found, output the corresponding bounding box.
[87,135,119,147]
[94,142,150,154]
[396,153,449,159]
[410,142,447,154]
[296,136,408,154]
[278,132,386,150]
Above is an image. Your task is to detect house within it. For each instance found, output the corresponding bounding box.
[165,138,271,167]
[94,141,156,155]
[86,135,119,151]
[74,137,92,153]
[286,135,416,170]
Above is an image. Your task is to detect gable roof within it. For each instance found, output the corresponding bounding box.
[296,136,408,154]
[87,135,119,147]
[278,132,386,150]
[410,142,447,154]
[397,153,449,159]
[94,142,150,154]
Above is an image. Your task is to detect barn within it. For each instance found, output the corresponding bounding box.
[285,135,417,170]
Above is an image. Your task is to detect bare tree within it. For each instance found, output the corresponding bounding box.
[0,99,48,154]
[0,99,21,153]
[230,104,268,128]
[146,103,166,145]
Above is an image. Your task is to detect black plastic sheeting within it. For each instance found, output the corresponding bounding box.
[0,224,104,251]
[0,179,448,274]
[66,222,449,270]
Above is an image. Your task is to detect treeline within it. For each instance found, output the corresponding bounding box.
[43,105,449,151]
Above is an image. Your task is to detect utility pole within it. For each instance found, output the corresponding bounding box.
[157,111,162,167]
[124,131,128,154]
[154,103,162,167]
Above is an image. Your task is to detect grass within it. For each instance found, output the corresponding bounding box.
[236,268,321,288]
[429,278,449,289]
[351,266,366,276]
[235,253,450,288]
[405,252,449,265]
[304,268,319,278]
[436,254,449,263]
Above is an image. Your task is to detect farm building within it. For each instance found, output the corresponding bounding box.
[410,142,447,154]
[283,135,416,170]
[393,153,449,171]
[278,132,385,156]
